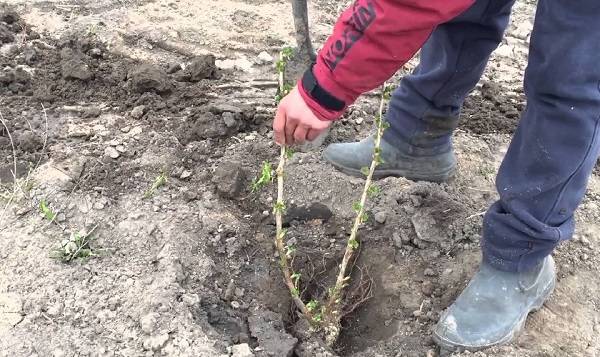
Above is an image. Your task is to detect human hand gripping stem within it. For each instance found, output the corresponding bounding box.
[273,86,332,146]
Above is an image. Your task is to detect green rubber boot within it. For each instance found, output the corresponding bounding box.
[323,135,456,182]
[433,256,556,352]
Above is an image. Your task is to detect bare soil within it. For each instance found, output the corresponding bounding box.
[1,1,599,357]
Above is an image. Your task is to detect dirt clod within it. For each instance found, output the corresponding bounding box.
[0,23,14,44]
[140,313,158,335]
[167,62,182,74]
[177,55,217,82]
[16,131,42,152]
[212,161,246,198]
[130,105,145,119]
[284,202,333,224]
[143,333,169,351]
[60,48,93,80]
[248,310,298,357]
[0,6,19,24]
[130,64,171,93]
[422,281,435,297]
[61,58,92,80]
[231,343,253,357]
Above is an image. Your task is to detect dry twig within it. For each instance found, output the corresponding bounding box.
[273,50,311,319]
[322,83,390,346]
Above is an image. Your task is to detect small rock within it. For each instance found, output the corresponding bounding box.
[89,48,103,57]
[580,236,591,246]
[231,343,253,357]
[131,105,146,119]
[130,126,143,136]
[93,202,105,210]
[116,145,127,153]
[231,301,241,309]
[140,313,158,334]
[412,310,423,318]
[495,44,513,57]
[182,293,200,306]
[234,287,244,298]
[581,253,589,261]
[56,213,66,223]
[355,117,364,125]
[411,208,446,243]
[180,170,192,179]
[257,51,273,64]
[424,268,436,277]
[104,146,120,159]
[374,211,387,224]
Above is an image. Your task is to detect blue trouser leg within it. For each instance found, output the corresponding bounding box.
[384,0,516,156]
[482,0,600,272]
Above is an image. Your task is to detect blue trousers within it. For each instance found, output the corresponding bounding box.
[384,0,600,272]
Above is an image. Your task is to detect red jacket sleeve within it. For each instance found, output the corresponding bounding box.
[299,0,475,121]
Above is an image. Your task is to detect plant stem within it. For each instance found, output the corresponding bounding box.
[274,50,311,318]
[323,83,388,346]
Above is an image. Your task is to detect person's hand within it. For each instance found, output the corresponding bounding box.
[273,86,332,146]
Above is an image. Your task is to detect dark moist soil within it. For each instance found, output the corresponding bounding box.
[459,80,524,135]
[0,8,265,192]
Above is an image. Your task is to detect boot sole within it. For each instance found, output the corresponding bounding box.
[433,276,557,353]
[324,157,456,183]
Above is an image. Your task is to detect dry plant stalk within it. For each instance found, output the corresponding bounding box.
[322,83,390,346]
[273,49,312,319]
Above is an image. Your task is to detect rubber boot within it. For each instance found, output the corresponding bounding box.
[433,256,556,351]
[322,135,456,182]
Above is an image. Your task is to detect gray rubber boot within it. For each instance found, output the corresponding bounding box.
[323,135,456,182]
[433,256,556,352]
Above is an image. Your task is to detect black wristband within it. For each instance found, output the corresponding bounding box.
[301,64,345,111]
